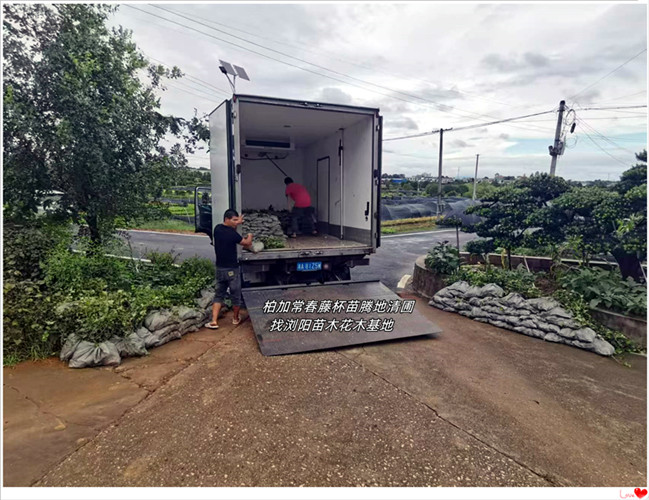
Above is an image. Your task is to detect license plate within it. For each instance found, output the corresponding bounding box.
[297,261,322,271]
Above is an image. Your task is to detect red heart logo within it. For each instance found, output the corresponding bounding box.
[635,488,648,499]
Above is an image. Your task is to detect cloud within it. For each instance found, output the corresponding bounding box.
[451,139,471,148]
[386,116,419,131]
[319,87,353,104]
[107,2,646,180]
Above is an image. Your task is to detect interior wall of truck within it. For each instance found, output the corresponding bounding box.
[238,100,376,247]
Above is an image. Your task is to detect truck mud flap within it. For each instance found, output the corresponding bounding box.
[242,280,442,356]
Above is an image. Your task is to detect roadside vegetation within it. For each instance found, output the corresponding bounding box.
[3,5,213,365]
[381,216,438,235]
[423,155,647,355]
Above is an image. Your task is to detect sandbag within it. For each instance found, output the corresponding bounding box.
[60,334,81,362]
[144,309,176,331]
[151,323,182,347]
[134,326,159,349]
[175,306,204,321]
[68,341,121,369]
[110,332,148,358]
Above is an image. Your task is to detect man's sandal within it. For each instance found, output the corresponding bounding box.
[232,317,241,326]
[204,322,219,330]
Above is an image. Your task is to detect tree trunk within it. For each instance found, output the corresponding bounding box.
[611,247,644,282]
[507,247,512,270]
[86,213,102,249]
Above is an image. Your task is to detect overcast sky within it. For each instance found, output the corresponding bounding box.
[110,2,647,181]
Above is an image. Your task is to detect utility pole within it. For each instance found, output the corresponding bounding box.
[549,100,566,177]
[472,154,480,200]
[436,129,444,218]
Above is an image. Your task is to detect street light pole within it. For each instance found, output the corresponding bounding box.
[472,154,480,200]
[436,129,444,218]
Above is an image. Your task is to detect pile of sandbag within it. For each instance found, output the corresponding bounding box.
[241,210,288,242]
[60,288,222,368]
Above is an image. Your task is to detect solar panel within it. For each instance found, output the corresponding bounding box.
[233,65,250,81]
[219,60,236,77]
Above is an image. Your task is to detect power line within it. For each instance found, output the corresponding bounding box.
[178,7,514,109]
[384,109,555,142]
[589,90,647,103]
[577,118,639,155]
[577,123,632,167]
[569,48,647,101]
[574,105,647,111]
[142,5,552,133]
[162,81,222,104]
[151,4,515,124]
[126,6,436,109]
[141,50,231,96]
[125,5,550,135]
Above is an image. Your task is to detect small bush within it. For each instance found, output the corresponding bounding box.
[554,289,641,354]
[425,242,460,275]
[4,236,216,364]
[557,267,646,316]
[3,218,71,281]
[448,266,540,298]
[3,280,63,364]
[464,238,496,256]
[44,246,133,295]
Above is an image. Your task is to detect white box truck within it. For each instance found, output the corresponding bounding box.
[196,94,383,285]
[195,94,440,355]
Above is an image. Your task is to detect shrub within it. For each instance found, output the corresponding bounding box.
[464,238,496,256]
[425,242,460,275]
[5,238,216,364]
[56,290,133,344]
[448,266,540,298]
[44,246,133,296]
[3,280,63,364]
[554,289,641,354]
[3,218,71,281]
[557,267,646,316]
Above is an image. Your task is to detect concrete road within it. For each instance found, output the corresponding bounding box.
[121,229,476,290]
[5,297,645,487]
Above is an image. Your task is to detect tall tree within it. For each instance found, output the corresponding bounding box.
[3,4,208,244]
[465,174,570,268]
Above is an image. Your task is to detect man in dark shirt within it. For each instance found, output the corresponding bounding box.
[205,209,253,329]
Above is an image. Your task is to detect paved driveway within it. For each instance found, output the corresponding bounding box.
[4,297,645,487]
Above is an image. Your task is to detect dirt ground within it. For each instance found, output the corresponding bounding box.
[3,296,646,487]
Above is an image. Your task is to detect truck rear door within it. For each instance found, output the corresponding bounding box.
[242,280,440,356]
[209,99,236,233]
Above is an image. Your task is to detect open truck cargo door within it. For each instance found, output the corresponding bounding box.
[242,280,441,356]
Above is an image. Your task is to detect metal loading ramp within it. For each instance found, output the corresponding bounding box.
[242,280,442,356]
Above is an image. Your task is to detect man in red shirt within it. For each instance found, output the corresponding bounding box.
[284,177,317,238]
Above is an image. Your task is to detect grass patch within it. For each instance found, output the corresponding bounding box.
[382,216,438,227]
[167,205,195,217]
[381,216,438,234]
[126,219,196,233]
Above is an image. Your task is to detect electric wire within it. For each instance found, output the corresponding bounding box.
[384,109,555,141]
[577,123,634,167]
[179,7,514,108]
[141,4,550,131]
[569,48,648,101]
[125,5,552,135]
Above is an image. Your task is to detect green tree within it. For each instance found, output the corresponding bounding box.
[466,174,570,268]
[531,151,646,279]
[3,4,208,244]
